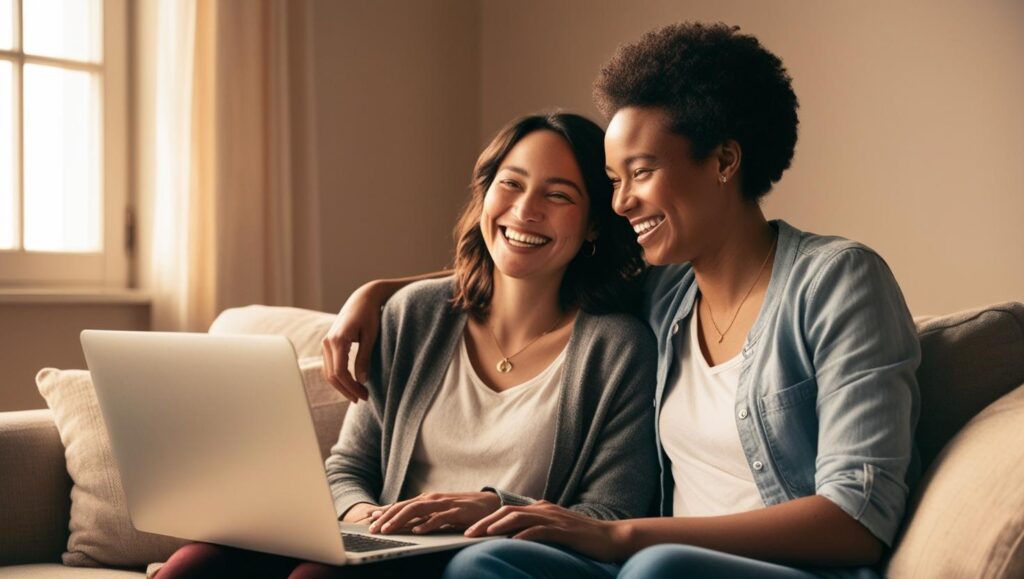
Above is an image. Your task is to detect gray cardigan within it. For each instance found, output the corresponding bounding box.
[325,277,659,521]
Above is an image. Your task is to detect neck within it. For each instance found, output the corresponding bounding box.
[486,272,564,345]
[691,206,776,310]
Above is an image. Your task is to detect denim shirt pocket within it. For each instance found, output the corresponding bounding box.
[758,376,819,497]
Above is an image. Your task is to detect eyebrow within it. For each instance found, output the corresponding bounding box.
[606,154,657,172]
[502,165,584,196]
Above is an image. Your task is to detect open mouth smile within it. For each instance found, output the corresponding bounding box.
[631,216,665,243]
[500,226,551,248]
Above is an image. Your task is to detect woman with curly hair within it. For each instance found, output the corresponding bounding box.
[324,23,920,579]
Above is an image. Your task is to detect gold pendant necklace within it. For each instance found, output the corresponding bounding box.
[703,235,777,343]
[486,313,563,373]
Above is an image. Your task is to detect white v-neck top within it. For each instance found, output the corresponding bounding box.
[659,308,764,517]
[402,335,565,499]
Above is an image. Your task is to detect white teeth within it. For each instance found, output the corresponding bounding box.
[633,217,664,235]
[503,227,550,246]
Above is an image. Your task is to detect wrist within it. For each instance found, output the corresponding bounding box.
[342,502,378,522]
[480,491,502,513]
[607,520,636,562]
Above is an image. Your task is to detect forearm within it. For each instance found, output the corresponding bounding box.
[612,495,883,567]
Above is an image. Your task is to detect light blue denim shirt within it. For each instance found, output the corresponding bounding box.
[644,220,921,550]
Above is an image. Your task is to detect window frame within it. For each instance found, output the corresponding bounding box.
[0,0,128,288]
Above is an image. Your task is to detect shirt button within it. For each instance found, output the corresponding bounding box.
[738,408,749,420]
[671,322,680,335]
[752,460,764,471]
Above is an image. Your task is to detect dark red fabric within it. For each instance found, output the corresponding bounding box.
[157,542,455,579]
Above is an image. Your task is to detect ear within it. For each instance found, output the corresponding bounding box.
[716,139,742,182]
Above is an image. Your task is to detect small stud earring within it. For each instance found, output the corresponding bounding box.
[719,174,728,184]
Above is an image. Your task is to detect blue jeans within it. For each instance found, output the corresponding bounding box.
[443,540,821,579]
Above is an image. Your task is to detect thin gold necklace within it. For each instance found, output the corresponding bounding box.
[702,236,777,344]
[485,313,563,373]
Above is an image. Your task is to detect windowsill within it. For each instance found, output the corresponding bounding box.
[0,288,151,305]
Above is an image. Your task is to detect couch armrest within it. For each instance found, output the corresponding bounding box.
[0,409,72,566]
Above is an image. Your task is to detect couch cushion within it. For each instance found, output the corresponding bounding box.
[886,383,1024,578]
[208,305,335,358]
[0,563,144,578]
[0,409,72,566]
[914,302,1024,470]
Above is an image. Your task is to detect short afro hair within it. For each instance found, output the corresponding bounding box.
[594,22,799,202]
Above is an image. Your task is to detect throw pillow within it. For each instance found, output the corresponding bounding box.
[36,368,188,568]
[886,383,1024,578]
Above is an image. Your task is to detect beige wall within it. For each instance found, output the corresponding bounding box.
[479,0,1024,315]
[0,301,149,411]
[4,1,1020,411]
[311,0,1024,315]
[311,0,482,312]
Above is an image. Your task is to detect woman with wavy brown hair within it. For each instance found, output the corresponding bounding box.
[158,112,658,579]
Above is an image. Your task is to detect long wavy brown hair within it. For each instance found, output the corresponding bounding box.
[450,112,644,319]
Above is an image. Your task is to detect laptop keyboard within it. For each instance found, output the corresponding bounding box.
[341,532,417,553]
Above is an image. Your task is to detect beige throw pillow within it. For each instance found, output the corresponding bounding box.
[36,368,188,568]
[36,357,347,569]
[887,384,1024,578]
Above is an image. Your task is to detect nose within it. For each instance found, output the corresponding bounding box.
[512,190,544,222]
[611,183,636,216]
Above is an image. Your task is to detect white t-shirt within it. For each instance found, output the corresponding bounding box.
[402,335,564,499]
[659,309,764,517]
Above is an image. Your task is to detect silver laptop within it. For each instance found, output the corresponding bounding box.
[81,330,497,565]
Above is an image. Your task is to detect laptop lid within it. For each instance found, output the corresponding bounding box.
[81,330,348,565]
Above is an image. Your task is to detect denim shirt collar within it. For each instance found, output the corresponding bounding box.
[662,219,799,350]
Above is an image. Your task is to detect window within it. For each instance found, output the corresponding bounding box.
[0,0,128,287]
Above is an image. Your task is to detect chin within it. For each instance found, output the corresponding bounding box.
[641,246,669,266]
[491,259,538,280]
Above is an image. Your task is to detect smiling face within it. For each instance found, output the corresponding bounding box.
[480,129,593,285]
[604,107,729,266]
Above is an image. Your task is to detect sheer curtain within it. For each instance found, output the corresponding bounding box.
[136,0,321,332]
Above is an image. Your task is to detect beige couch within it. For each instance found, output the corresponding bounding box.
[1,302,1022,578]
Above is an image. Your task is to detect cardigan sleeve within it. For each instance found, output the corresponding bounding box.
[323,308,394,519]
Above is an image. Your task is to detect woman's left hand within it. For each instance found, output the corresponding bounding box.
[464,501,628,563]
[368,492,502,535]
